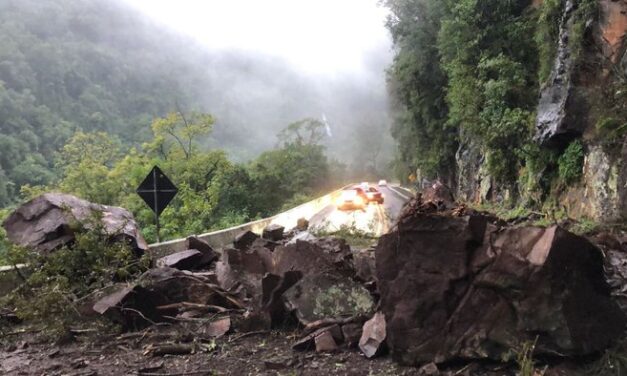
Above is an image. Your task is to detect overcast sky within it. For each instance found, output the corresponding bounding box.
[122,0,392,76]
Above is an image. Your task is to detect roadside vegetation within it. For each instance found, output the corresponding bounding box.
[0,216,149,339]
[3,114,344,247]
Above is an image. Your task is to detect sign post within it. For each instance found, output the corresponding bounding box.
[136,166,178,243]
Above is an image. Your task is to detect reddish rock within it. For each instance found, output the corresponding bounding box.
[261,271,303,326]
[93,268,240,328]
[376,211,626,365]
[353,250,376,283]
[205,317,231,338]
[215,246,273,307]
[359,312,386,359]
[293,324,343,351]
[315,330,339,352]
[421,180,455,208]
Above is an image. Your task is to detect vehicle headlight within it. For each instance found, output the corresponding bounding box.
[354,196,364,205]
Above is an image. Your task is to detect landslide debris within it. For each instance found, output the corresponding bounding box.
[3,190,627,375]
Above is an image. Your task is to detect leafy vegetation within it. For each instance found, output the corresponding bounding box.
[558,140,585,186]
[383,0,619,212]
[1,214,150,338]
[16,112,341,243]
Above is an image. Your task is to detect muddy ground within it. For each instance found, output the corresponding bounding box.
[1,326,421,376]
[0,324,585,376]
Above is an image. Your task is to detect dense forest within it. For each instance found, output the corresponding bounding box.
[0,0,396,248]
[0,0,392,208]
[383,0,626,217]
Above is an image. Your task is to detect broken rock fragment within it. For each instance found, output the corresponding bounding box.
[205,317,231,338]
[315,330,339,352]
[262,224,285,241]
[293,324,343,351]
[273,240,353,278]
[184,236,219,266]
[359,312,386,359]
[155,249,203,270]
[215,246,273,306]
[233,230,259,250]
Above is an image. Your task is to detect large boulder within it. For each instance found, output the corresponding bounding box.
[376,212,626,366]
[2,193,147,255]
[272,239,354,278]
[283,272,374,325]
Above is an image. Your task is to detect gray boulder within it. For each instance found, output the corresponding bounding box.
[2,193,147,255]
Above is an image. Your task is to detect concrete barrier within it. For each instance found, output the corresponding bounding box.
[148,185,349,259]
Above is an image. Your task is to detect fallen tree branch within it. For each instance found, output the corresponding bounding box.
[303,315,363,334]
[156,302,230,313]
[145,343,193,357]
[137,370,213,376]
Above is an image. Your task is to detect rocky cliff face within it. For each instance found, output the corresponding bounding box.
[456,0,627,221]
[535,0,578,146]
[559,0,627,221]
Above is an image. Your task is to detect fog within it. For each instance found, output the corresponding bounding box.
[122,0,395,171]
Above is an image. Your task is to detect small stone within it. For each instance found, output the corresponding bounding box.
[418,362,439,375]
[296,218,309,231]
[315,330,338,352]
[155,249,203,270]
[359,312,386,359]
[233,231,259,250]
[262,224,285,241]
[206,317,231,338]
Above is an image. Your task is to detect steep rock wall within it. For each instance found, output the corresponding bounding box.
[456,0,626,221]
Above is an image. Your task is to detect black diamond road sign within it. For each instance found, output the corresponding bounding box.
[136,166,178,216]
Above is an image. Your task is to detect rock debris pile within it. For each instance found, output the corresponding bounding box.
[3,190,626,373]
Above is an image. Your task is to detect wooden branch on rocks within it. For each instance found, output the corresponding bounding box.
[145,343,193,357]
[155,302,230,313]
[137,370,213,376]
[303,315,364,334]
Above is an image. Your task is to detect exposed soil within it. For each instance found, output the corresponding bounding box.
[1,325,422,376]
[0,323,589,376]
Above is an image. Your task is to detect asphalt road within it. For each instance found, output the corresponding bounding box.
[308,184,412,236]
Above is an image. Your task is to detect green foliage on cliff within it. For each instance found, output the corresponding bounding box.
[558,140,584,185]
[385,0,539,185]
[384,0,606,195]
